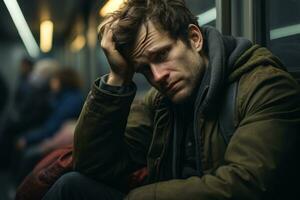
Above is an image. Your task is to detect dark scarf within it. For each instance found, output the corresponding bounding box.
[171,26,253,178]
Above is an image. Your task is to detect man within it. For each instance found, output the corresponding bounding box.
[43,0,300,199]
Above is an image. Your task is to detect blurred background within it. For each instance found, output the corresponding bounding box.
[0,0,299,199]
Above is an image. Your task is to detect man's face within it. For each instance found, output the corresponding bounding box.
[131,21,206,104]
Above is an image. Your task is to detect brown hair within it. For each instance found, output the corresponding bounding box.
[98,0,200,59]
[52,68,82,90]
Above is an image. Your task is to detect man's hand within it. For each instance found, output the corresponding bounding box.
[100,19,134,86]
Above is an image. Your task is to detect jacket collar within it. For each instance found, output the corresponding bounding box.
[194,26,252,117]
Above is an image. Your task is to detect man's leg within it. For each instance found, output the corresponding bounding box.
[42,172,125,200]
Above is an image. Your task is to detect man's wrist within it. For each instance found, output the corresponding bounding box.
[99,75,136,95]
[107,73,126,86]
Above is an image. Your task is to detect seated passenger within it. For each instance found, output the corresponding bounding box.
[44,0,300,200]
[16,67,83,149]
[0,59,59,169]
[14,68,83,181]
[14,57,34,113]
[13,58,60,133]
[38,120,77,155]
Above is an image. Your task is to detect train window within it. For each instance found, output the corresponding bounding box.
[266,0,300,71]
[186,0,216,27]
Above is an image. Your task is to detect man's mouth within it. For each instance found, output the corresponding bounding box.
[165,80,180,93]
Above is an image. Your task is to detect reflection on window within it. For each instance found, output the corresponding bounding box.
[197,7,216,26]
[270,24,300,40]
[267,0,300,70]
[186,0,216,27]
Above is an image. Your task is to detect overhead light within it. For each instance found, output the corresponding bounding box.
[100,0,124,17]
[87,25,97,48]
[3,0,39,58]
[270,24,300,40]
[40,20,54,53]
[70,35,86,52]
[197,7,217,26]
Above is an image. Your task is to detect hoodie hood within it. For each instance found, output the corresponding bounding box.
[194,26,284,117]
[228,44,285,82]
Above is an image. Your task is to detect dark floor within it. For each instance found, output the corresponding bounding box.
[0,170,16,200]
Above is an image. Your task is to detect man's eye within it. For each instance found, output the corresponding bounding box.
[136,64,150,74]
[154,49,169,62]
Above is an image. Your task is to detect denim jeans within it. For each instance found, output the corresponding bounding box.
[42,172,125,200]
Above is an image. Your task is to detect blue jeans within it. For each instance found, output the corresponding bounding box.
[42,172,125,200]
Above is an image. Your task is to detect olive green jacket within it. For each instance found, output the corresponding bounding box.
[73,44,300,199]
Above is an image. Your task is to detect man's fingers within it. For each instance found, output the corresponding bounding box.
[98,16,114,37]
[103,22,111,36]
[101,28,115,52]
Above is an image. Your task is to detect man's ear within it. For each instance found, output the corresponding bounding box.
[188,24,203,52]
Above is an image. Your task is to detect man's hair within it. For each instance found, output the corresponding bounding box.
[98,0,200,59]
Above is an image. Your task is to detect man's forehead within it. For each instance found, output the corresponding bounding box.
[130,21,170,60]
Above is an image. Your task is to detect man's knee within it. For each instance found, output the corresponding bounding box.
[44,171,125,200]
[43,172,87,199]
[54,171,84,191]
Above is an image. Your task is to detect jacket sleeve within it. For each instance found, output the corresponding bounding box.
[73,79,154,188]
[125,67,300,200]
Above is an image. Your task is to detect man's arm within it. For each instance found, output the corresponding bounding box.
[73,79,154,188]
[125,66,300,200]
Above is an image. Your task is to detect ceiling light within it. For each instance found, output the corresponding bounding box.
[197,7,217,26]
[40,20,54,53]
[100,0,124,17]
[70,35,86,52]
[270,24,300,40]
[3,0,40,58]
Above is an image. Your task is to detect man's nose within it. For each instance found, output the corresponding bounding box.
[150,63,169,83]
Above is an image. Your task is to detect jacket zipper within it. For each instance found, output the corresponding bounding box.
[155,114,173,181]
[172,109,178,178]
[193,86,209,176]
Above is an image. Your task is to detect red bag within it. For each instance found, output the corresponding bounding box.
[15,145,73,200]
[16,145,148,200]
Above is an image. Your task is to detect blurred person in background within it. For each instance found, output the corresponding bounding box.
[15,67,84,182]
[0,58,60,169]
[14,57,34,113]
[18,58,61,130]
[38,120,77,155]
[0,57,33,142]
